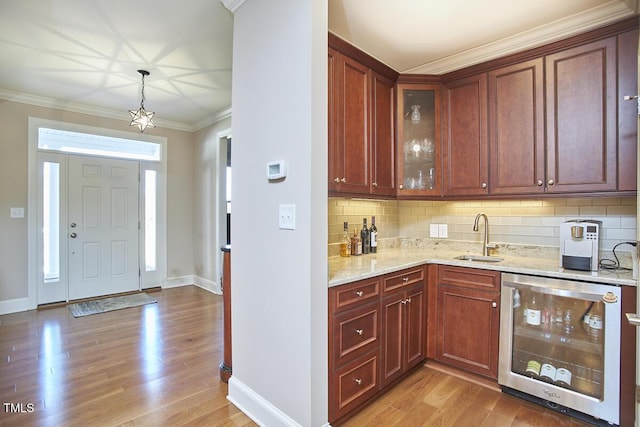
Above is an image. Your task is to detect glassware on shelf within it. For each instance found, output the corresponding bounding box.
[410,105,421,123]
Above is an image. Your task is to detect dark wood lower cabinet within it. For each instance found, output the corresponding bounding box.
[431,265,501,379]
[328,267,426,424]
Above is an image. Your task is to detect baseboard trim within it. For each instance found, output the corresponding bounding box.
[162,275,221,294]
[228,376,302,427]
[0,297,31,315]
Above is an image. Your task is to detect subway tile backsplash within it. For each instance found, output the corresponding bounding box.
[328,197,637,255]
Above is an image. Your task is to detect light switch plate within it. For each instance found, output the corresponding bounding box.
[10,207,24,218]
[438,224,448,238]
[279,204,295,230]
[429,224,439,238]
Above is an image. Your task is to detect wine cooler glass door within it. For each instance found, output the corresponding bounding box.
[499,273,621,425]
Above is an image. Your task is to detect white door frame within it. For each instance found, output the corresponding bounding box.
[27,117,167,308]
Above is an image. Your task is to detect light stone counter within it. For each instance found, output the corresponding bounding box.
[328,240,636,288]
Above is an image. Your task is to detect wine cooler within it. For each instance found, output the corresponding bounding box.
[499,273,622,425]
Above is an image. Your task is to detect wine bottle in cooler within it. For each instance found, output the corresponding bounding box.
[369,216,378,253]
[526,292,541,326]
[361,218,370,255]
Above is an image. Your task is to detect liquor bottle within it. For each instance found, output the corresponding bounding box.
[526,292,541,326]
[361,218,370,255]
[369,216,378,253]
[351,229,362,256]
[339,222,351,257]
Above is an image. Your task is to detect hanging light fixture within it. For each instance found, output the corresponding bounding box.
[129,69,156,132]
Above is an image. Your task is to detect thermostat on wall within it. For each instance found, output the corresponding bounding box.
[266,160,287,180]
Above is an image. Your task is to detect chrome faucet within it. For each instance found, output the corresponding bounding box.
[473,212,497,256]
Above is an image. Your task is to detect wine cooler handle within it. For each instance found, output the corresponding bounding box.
[626,313,640,327]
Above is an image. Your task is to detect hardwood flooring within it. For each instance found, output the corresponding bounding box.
[1,286,592,426]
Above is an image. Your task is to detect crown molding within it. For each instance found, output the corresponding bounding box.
[405,1,638,75]
[0,88,231,133]
[220,0,246,13]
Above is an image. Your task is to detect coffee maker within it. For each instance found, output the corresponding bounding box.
[559,220,601,271]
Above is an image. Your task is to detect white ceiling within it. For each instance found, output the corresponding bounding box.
[0,1,637,132]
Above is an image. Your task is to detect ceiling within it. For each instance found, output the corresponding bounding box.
[0,1,637,132]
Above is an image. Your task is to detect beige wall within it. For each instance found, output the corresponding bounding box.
[329,197,637,254]
[0,99,195,306]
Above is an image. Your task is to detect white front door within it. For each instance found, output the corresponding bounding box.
[67,155,140,300]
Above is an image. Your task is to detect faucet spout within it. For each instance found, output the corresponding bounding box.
[473,212,491,256]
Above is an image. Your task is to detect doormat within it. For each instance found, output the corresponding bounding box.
[68,293,157,317]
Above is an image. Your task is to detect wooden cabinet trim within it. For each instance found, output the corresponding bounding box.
[330,277,380,314]
[332,301,380,368]
[382,266,425,294]
[438,265,500,290]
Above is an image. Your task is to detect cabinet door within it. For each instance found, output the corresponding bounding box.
[436,284,500,379]
[370,71,396,196]
[404,285,426,370]
[396,83,441,197]
[331,53,370,194]
[328,47,339,192]
[488,59,545,195]
[381,292,404,387]
[617,29,639,192]
[443,74,488,196]
[545,37,617,193]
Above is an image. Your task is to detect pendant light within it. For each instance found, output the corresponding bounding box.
[129,69,156,132]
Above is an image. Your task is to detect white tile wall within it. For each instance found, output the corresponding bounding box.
[329,197,637,251]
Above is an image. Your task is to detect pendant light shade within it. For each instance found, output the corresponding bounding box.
[129,69,156,132]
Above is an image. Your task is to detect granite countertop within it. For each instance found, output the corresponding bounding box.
[328,240,637,288]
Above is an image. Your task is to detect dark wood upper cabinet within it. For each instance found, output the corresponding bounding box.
[443,73,489,197]
[488,58,545,195]
[545,37,618,194]
[370,72,396,197]
[329,51,371,194]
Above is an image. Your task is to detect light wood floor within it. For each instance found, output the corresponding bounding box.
[0,286,591,426]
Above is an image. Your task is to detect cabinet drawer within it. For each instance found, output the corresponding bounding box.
[332,302,379,367]
[330,277,380,313]
[330,351,379,422]
[383,267,425,294]
[438,265,500,291]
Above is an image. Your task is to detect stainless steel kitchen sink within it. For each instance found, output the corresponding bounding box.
[454,255,503,262]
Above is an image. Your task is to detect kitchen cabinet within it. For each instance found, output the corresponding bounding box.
[380,267,426,387]
[328,34,398,198]
[328,277,381,422]
[432,265,500,379]
[488,58,545,195]
[545,37,617,194]
[328,266,426,423]
[396,83,441,197]
[442,73,488,197]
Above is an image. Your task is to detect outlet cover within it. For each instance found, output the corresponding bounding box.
[278,204,296,230]
[10,207,24,218]
[438,224,448,238]
[429,224,439,238]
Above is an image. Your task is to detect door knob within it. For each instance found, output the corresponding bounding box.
[70,222,77,228]
[70,232,77,238]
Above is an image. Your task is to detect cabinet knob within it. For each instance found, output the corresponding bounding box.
[537,180,543,186]
[372,182,378,187]
[548,179,555,186]
[402,277,409,282]
[334,177,340,183]
[492,301,497,308]
[355,291,364,297]
[481,182,487,189]
[354,378,362,385]
[355,329,363,336]
[406,297,412,304]
[341,177,346,183]
[399,184,404,190]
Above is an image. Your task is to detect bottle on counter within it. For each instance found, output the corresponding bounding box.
[369,216,378,253]
[340,221,351,257]
[351,229,362,256]
[526,292,542,326]
[361,218,370,255]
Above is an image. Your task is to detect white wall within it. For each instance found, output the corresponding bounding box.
[227,0,328,425]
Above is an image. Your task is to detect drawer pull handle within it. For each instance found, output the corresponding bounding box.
[354,378,362,385]
[355,329,363,336]
[401,298,412,305]
[355,291,364,297]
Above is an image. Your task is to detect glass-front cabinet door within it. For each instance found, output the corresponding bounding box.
[396,83,441,197]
